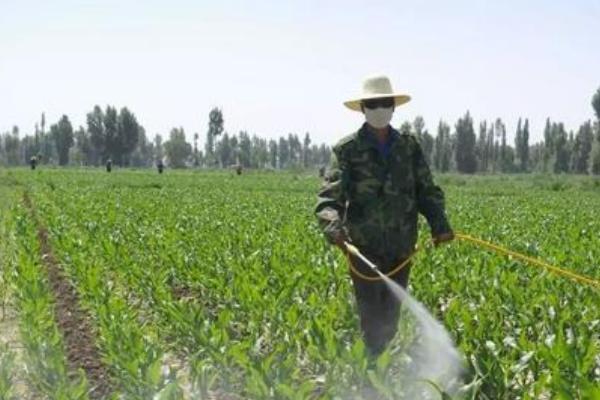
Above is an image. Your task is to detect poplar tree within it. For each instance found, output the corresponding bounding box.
[51,115,74,166]
[455,111,477,173]
[591,88,600,174]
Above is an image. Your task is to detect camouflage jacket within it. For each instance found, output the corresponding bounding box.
[315,123,452,265]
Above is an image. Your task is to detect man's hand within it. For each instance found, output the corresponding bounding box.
[331,229,350,251]
[323,219,349,250]
[432,231,455,247]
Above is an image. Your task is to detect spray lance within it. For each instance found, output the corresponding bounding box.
[342,241,415,281]
[344,241,383,276]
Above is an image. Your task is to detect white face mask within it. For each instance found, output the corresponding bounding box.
[364,107,394,129]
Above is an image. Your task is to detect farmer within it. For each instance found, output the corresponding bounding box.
[157,159,164,174]
[315,75,454,355]
[318,166,326,178]
[106,158,112,173]
[30,155,37,170]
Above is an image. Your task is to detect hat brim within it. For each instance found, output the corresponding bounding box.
[344,94,411,112]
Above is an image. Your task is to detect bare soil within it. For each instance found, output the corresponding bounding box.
[0,300,34,399]
[23,192,113,400]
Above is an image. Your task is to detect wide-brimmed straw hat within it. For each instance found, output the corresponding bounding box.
[344,75,411,111]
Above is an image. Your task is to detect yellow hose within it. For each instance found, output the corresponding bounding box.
[345,244,413,282]
[345,232,600,290]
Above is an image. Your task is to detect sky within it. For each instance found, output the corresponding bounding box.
[1,0,599,147]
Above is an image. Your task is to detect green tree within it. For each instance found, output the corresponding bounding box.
[455,111,477,173]
[87,105,105,165]
[553,123,569,173]
[238,131,251,167]
[521,119,530,172]
[193,133,199,166]
[592,87,600,120]
[590,140,600,175]
[205,108,224,166]
[433,121,451,172]
[591,88,600,174]
[412,116,425,139]
[252,135,268,168]
[542,118,553,172]
[39,112,55,163]
[413,117,433,165]
[420,130,434,166]
[495,119,514,172]
[116,107,140,166]
[74,126,93,165]
[514,118,529,172]
[268,139,278,169]
[51,115,74,166]
[476,121,488,172]
[21,134,37,164]
[514,118,523,171]
[2,129,20,165]
[217,133,233,167]
[288,133,302,167]
[486,124,495,172]
[319,143,331,166]
[34,123,40,154]
[530,142,544,172]
[303,132,311,168]
[154,134,164,162]
[399,121,412,136]
[278,137,290,168]
[164,128,191,168]
[130,127,154,167]
[104,106,118,162]
[230,135,239,165]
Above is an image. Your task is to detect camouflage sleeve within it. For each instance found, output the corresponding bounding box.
[315,150,347,244]
[413,140,452,236]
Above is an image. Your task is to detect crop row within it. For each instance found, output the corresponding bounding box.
[1,169,599,399]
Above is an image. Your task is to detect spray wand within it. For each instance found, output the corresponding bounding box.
[343,241,414,281]
[344,242,379,270]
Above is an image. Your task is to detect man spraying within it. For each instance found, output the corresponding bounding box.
[315,75,454,355]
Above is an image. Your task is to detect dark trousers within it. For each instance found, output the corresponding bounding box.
[349,253,411,356]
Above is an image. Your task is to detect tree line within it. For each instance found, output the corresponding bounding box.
[1,87,600,174]
[400,87,600,174]
[0,106,332,170]
[422,87,600,174]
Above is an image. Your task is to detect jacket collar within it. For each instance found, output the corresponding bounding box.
[355,123,400,151]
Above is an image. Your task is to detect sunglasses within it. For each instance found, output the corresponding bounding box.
[362,97,395,110]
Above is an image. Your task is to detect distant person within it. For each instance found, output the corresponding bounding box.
[30,155,37,170]
[318,166,326,178]
[236,165,243,175]
[315,75,454,355]
[157,160,164,174]
[106,158,112,173]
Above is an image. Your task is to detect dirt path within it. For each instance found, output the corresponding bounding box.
[0,288,34,399]
[23,192,113,400]
[0,180,33,399]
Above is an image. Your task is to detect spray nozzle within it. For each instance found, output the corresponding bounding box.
[344,242,381,273]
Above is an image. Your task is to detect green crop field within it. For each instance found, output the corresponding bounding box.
[0,168,599,399]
